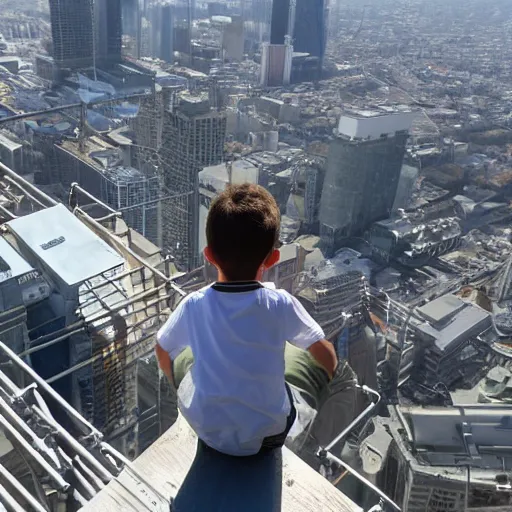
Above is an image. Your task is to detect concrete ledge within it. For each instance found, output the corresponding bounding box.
[82,415,362,512]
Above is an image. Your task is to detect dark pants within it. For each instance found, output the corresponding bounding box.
[170,385,295,511]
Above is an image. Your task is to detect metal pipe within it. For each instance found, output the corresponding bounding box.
[32,405,113,484]
[2,175,48,209]
[323,385,381,453]
[0,371,17,395]
[0,161,57,206]
[70,183,118,214]
[77,266,144,292]
[57,447,98,501]
[18,327,86,357]
[0,464,47,512]
[82,282,168,322]
[45,356,100,384]
[0,340,102,439]
[117,190,194,212]
[0,481,26,512]
[94,212,122,222]
[0,204,17,219]
[46,321,159,384]
[73,456,106,492]
[0,92,150,126]
[0,395,60,468]
[74,207,186,296]
[320,451,401,512]
[0,413,69,491]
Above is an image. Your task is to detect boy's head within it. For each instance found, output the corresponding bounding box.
[205,183,280,281]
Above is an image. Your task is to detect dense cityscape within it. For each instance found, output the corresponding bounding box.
[0,0,512,510]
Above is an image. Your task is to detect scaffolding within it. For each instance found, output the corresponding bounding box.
[0,163,186,463]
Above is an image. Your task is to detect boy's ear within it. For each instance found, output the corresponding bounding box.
[204,246,216,265]
[263,249,280,269]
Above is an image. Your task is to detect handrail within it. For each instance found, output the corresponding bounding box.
[0,161,58,206]
[0,340,103,439]
[317,385,402,512]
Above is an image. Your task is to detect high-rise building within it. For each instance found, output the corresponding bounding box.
[161,93,226,270]
[48,0,95,69]
[49,0,122,70]
[319,110,416,254]
[260,39,293,86]
[95,0,123,64]
[261,0,294,86]
[270,0,291,44]
[147,3,174,62]
[292,0,327,59]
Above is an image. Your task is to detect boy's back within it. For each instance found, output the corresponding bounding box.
[157,281,324,456]
[156,183,337,457]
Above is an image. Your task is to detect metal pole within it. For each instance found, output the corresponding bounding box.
[18,327,86,358]
[2,175,48,209]
[320,451,401,512]
[0,162,57,206]
[32,405,114,484]
[323,385,381,452]
[70,182,118,215]
[0,413,69,491]
[74,207,186,296]
[0,481,25,512]
[0,464,47,512]
[0,395,60,468]
[0,340,102,439]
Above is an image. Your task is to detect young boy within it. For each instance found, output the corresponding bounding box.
[156,183,337,456]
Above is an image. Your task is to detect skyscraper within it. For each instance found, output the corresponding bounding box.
[161,93,226,270]
[95,0,123,64]
[292,0,327,60]
[49,0,122,70]
[260,0,294,86]
[49,0,95,69]
[270,0,291,44]
[319,110,416,254]
[147,3,174,62]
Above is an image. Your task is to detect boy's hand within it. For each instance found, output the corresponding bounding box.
[155,343,175,386]
[307,339,338,380]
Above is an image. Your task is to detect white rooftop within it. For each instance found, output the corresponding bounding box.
[199,160,259,192]
[0,133,22,151]
[7,204,124,287]
[0,237,33,283]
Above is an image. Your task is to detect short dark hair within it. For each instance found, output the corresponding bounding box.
[206,183,280,281]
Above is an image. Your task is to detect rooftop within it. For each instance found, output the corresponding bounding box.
[0,132,21,151]
[6,204,125,287]
[199,159,259,192]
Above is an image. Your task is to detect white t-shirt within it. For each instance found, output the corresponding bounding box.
[157,281,325,456]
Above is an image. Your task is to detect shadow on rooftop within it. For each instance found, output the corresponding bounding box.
[173,440,283,512]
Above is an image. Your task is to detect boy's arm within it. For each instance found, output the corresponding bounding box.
[155,296,191,385]
[155,343,174,385]
[282,292,338,379]
[307,339,337,380]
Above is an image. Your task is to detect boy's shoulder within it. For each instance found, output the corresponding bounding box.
[260,283,292,301]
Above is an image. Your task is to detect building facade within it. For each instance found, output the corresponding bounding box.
[161,94,226,271]
[49,0,95,69]
[319,111,415,254]
[292,0,327,68]
[95,0,123,65]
